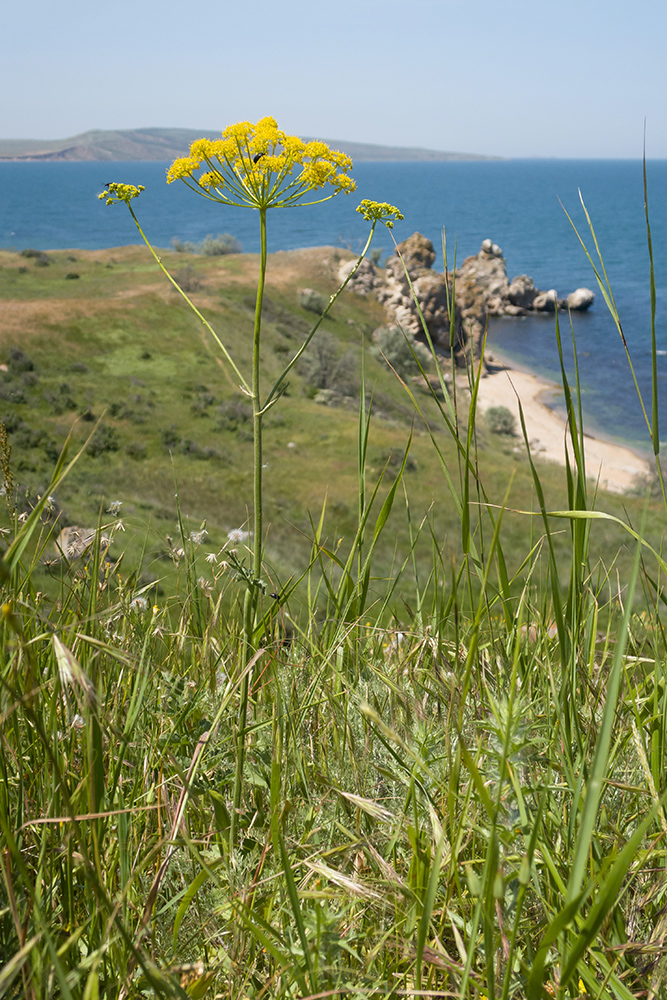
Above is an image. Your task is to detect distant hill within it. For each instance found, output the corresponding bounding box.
[0,127,500,162]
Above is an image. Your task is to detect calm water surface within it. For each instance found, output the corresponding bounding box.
[1,159,666,447]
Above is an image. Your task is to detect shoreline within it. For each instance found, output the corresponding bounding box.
[478,350,651,494]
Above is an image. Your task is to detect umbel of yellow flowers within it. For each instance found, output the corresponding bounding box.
[166,117,356,211]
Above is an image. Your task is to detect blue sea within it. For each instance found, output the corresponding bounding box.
[1,159,666,449]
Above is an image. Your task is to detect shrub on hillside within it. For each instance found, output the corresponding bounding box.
[8,349,35,374]
[173,267,203,292]
[216,398,253,433]
[88,425,120,458]
[0,413,21,433]
[199,233,242,256]
[371,326,431,378]
[300,333,356,396]
[631,454,666,498]
[171,237,197,253]
[298,288,328,315]
[21,249,50,266]
[171,234,242,256]
[0,385,26,404]
[487,405,516,436]
[43,383,77,415]
[161,427,179,450]
[127,441,147,460]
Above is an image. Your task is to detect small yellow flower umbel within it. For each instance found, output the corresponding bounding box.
[356,199,404,229]
[97,183,145,206]
[167,117,355,210]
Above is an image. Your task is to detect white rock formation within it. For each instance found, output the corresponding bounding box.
[566,288,595,311]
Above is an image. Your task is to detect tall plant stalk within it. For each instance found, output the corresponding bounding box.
[233,206,267,839]
[100,131,402,846]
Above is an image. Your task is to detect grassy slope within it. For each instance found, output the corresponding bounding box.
[0,243,661,606]
[4,242,667,1000]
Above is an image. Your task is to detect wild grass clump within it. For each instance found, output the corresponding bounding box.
[2,141,666,1000]
[2,415,667,999]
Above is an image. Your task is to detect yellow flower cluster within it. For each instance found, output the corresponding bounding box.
[166,117,355,210]
[356,199,404,229]
[98,182,145,206]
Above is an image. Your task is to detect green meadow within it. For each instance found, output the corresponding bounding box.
[1,238,667,999]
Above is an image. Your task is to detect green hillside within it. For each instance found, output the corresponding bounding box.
[0,241,657,605]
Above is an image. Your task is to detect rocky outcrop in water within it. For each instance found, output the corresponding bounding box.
[567,287,595,311]
[377,233,475,365]
[340,234,595,365]
[457,240,594,317]
[507,274,538,310]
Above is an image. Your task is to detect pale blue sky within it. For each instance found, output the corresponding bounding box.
[4,0,666,157]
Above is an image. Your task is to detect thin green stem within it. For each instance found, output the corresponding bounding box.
[231,207,268,846]
[252,208,268,585]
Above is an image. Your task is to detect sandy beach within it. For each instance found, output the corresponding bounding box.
[477,355,651,494]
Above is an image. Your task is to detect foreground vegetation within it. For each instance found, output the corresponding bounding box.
[1,218,667,999]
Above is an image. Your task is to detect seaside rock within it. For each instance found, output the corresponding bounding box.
[532,289,558,312]
[507,274,537,310]
[566,287,595,311]
[366,233,595,368]
[379,233,464,352]
[480,238,504,259]
[396,231,437,271]
[457,243,510,316]
[337,257,382,296]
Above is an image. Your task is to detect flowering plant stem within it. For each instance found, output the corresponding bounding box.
[232,207,267,843]
[100,146,403,851]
